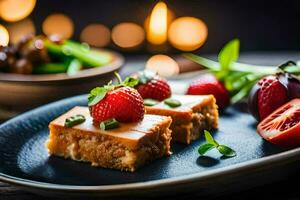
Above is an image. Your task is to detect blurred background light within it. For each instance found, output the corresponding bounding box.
[112,22,145,49]
[0,0,36,22]
[42,13,74,39]
[0,24,9,46]
[6,19,36,44]
[146,54,179,77]
[168,17,208,51]
[146,2,168,45]
[80,24,110,47]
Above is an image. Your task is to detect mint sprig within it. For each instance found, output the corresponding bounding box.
[217,39,239,80]
[198,130,236,157]
[184,39,300,104]
[88,72,139,106]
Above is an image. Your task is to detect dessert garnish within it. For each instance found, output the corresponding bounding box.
[133,69,171,101]
[248,75,288,121]
[163,98,181,108]
[64,114,86,128]
[100,118,120,130]
[248,69,300,121]
[88,73,144,123]
[184,39,300,104]
[187,74,230,109]
[257,99,300,147]
[144,98,159,106]
[198,130,236,157]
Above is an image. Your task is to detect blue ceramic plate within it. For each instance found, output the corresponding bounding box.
[0,95,299,197]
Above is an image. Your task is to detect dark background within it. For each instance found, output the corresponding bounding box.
[30,0,300,54]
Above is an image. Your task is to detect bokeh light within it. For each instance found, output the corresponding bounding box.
[168,17,208,51]
[80,24,110,47]
[0,0,36,22]
[42,13,74,39]
[146,54,179,77]
[0,24,9,46]
[6,19,36,44]
[112,22,145,49]
[146,2,168,45]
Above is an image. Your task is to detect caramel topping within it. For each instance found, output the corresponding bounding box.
[49,106,171,149]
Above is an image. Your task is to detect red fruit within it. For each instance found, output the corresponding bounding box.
[134,70,171,101]
[187,74,230,109]
[249,75,288,121]
[257,99,300,147]
[90,86,144,123]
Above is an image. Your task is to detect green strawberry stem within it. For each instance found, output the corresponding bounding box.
[114,72,123,84]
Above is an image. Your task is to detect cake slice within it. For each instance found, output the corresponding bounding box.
[47,106,172,172]
[145,94,218,144]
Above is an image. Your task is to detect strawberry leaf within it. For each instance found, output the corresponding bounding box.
[123,77,139,87]
[88,87,108,106]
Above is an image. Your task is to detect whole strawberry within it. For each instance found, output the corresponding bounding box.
[134,70,171,101]
[187,74,230,109]
[88,75,144,123]
[248,75,288,121]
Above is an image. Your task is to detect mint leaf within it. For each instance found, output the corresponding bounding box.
[88,87,107,106]
[218,39,240,71]
[123,77,139,87]
[198,143,215,155]
[204,130,218,146]
[217,145,236,157]
[199,130,236,158]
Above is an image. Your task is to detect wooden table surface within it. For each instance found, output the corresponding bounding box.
[1,53,300,200]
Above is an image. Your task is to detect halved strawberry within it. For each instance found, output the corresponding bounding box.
[257,99,300,147]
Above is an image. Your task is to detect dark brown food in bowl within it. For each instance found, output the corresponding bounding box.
[9,59,33,74]
[0,50,124,118]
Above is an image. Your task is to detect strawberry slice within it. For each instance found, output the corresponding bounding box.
[257,99,300,147]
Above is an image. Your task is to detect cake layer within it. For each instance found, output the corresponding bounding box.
[145,94,219,144]
[47,106,172,171]
[49,106,171,150]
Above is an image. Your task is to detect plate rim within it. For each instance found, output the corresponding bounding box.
[1,95,300,193]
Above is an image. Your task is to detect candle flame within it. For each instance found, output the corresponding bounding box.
[147,1,168,45]
[0,24,9,46]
